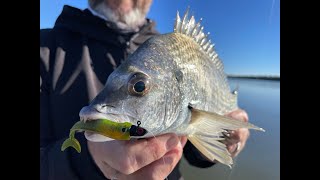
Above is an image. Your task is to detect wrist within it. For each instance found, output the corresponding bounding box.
[69,133,106,180]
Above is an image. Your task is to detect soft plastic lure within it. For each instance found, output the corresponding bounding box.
[61,119,147,153]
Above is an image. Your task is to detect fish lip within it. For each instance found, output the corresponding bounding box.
[79,105,136,123]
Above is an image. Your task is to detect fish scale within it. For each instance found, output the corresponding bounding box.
[152,32,237,115]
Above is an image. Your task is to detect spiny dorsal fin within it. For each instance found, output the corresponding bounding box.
[174,8,225,72]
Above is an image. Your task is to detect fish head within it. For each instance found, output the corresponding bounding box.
[80,36,186,140]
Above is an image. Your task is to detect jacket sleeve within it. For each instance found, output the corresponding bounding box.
[40,33,107,180]
[183,141,216,168]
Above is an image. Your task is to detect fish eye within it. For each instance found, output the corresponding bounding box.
[121,128,126,132]
[128,72,150,96]
[134,81,145,92]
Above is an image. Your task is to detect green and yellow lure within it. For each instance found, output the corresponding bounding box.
[61,119,147,153]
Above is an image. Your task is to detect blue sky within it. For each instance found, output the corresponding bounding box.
[40,0,280,76]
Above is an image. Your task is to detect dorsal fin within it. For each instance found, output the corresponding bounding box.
[174,8,224,72]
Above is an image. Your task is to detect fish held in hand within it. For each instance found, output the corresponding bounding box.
[66,8,265,167]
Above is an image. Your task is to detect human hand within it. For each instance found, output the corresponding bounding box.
[223,109,250,158]
[88,133,187,180]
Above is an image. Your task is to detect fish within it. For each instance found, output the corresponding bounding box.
[66,8,265,167]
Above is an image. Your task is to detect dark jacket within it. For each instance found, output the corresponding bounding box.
[40,5,214,180]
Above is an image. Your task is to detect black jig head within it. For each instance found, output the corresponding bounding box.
[130,121,148,137]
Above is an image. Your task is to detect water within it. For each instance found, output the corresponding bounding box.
[179,78,280,180]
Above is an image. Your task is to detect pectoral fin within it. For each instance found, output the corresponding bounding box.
[190,108,265,131]
[187,108,265,167]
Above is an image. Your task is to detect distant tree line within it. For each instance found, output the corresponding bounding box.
[227,74,280,80]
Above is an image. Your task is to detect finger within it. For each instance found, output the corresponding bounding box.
[119,141,184,180]
[100,161,122,180]
[224,130,240,143]
[231,128,249,142]
[225,109,249,123]
[225,129,250,157]
[224,128,249,146]
[226,142,242,158]
[108,133,180,175]
[226,143,238,156]
[179,136,188,147]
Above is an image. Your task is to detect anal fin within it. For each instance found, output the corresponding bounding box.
[188,134,233,167]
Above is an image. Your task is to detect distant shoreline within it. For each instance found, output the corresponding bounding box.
[227,75,280,81]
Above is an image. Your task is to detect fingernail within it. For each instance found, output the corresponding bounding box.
[166,137,179,150]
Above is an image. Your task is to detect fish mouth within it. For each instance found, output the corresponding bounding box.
[79,105,136,142]
[79,105,136,123]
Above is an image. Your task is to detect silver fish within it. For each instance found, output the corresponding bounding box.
[79,8,265,167]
